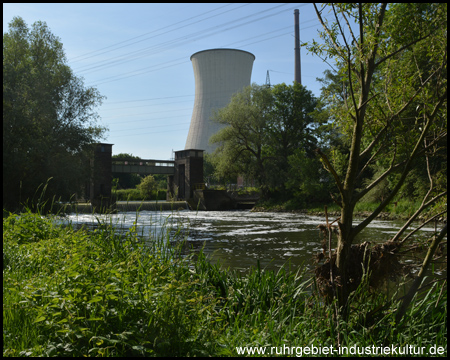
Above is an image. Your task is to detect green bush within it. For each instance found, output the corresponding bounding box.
[113,189,142,201]
[113,189,166,201]
[137,175,157,199]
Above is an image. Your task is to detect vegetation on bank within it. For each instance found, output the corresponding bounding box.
[113,188,167,202]
[205,3,447,312]
[3,17,106,211]
[254,197,444,221]
[3,211,447,357]
[3,5,446,357]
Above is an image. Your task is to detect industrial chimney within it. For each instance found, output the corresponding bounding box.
[185,48,255,153]
[294,9,301,85]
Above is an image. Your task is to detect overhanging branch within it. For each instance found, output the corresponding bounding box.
[315,148,344,199]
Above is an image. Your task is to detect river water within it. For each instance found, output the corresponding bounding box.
[62,209,444,277]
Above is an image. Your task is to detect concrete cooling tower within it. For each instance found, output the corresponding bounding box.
[185,48,255,153]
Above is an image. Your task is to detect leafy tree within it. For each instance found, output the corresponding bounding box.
[112,153,142,189]
[308,3,447,312]
[265,82,320,194]
[203,153,220,187]
[137,175,157,199]
[209,83,274,196]
[152,174,168,192]
[286,148,332,205]
[269,83,318,159]
[3,17,106,210]
[210,82,323,198]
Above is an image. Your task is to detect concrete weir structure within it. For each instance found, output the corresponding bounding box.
[185,48,255,153]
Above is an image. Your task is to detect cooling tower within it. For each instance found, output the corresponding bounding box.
[185,48,255,153]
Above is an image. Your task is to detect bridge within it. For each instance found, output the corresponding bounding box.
[112,158,175,175]
[89,144,204,212]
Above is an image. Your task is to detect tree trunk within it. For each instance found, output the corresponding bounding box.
[336,198,356,310]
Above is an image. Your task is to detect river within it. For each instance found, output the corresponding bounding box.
[61,209,444,277]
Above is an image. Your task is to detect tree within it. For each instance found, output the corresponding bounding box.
[210,82,322,198]
[308,3,447,311]
[265,82,320,194]
[210,83,274,195]
[137,175,157,199]
[285,148,332,205]
[203,153,220,187]
[112,153,142,189]
[3,17,106,210]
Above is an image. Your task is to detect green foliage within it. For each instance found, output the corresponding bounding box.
[209,82,325,200]
[113,189,142,201]
[137,175,157,199]
[202,153,219,186]
[286,149,332,204]
[3,212,447,356]
[112,153,141,160]
[112,154,142,189]
[3,17,107,211]
[152,174,168,192]
[113,189,166,201]
[306,3,447,311]
[210,83,273,189]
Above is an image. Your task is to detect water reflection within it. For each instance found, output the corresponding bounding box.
[61,209,443,275]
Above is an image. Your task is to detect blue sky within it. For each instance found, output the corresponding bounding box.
[3,3,333,160]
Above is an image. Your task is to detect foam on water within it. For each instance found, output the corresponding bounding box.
[60,209,444,272]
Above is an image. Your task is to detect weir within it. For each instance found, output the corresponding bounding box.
[88,143,257,212]
[88,143,205,212]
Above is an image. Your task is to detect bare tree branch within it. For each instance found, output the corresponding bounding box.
[353,92,446,237]
[399,206,447,245]
[331,4,360,123]
[395,223,447,324]
[315,148,344,198]
[389,135,446,244]
[354,159,405,203]
[340,7,359,51]
[313,3,346,59]
[359,65,446,161]
[375,33,433,68]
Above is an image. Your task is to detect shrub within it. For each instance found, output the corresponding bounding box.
[137,175,157,199]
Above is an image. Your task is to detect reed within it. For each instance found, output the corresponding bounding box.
[3,207,447,357]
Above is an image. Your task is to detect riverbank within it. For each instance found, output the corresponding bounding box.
[3,211,447,356]
[54,201,188,213]
[252,201,446,222]
[253,206,407,221]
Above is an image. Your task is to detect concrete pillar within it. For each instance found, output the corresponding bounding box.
[173,149,204,200]
[90,143,115,212]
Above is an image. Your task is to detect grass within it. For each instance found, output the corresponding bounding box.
[3,209,447,356]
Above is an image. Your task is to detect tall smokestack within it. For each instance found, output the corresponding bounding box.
[294,9,301,85]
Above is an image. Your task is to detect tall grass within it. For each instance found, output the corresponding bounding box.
[3,209,447,356]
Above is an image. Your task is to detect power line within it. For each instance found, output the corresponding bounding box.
[90,59,190,86]
[108,127,190,138]
[107,114,191,125]
[102,95,194,105]
[82,6,323,87]
[73,3,293,74]
[100,99,196,112]
[108,121,191,133]
[221,25,292,47]
[102,107,192,120]
[89,24,293,86]
[69,3,238,62]
[71,3,255,71]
